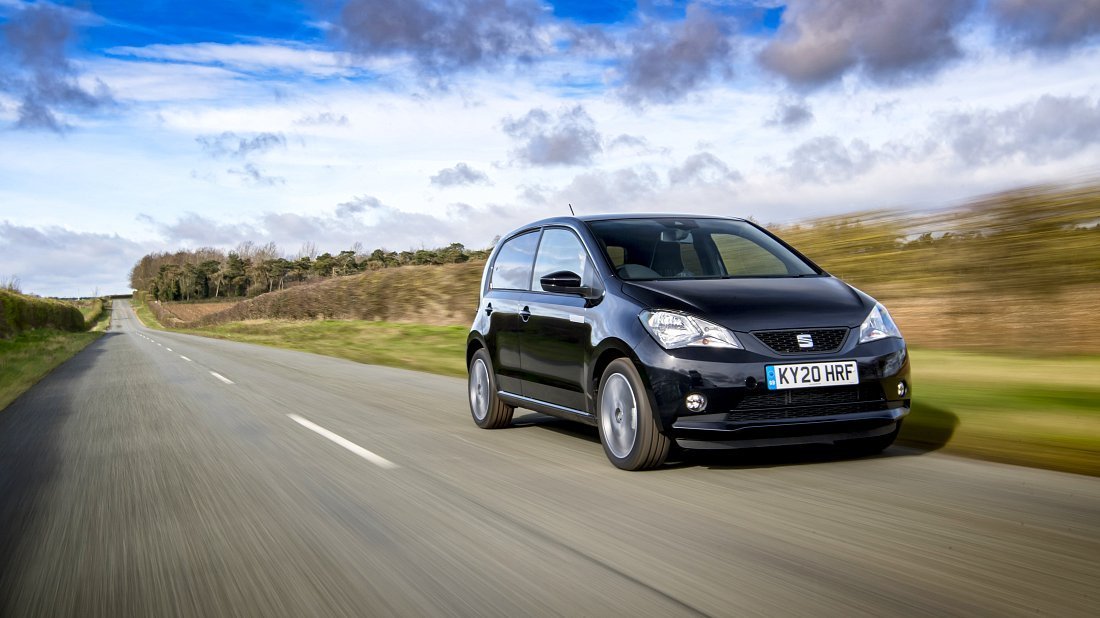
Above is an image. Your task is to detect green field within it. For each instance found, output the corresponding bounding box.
[0,329,103,412]
[131,301,1099,476]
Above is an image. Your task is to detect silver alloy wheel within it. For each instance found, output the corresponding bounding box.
[470,358,490,421]
[600,372,638,459]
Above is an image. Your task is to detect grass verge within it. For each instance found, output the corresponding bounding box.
[0,329,102,412]
[83,299,112,332]
[131,294,166,331]
[901,350,1100,476]
[130,301,1099,476]
[193,319,467,377]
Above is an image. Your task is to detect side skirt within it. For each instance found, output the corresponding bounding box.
[497,391,598,427]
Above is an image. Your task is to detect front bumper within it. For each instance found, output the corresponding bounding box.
[672,408,907,449]
[633,333,911,449]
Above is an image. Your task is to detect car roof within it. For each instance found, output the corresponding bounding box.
[520,213,750,227]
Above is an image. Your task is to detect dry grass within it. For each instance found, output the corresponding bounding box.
[866,285,1100,355]
[185,262,484,328]
[159,301,238,323]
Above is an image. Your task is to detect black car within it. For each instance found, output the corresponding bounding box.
[466,215,910,470]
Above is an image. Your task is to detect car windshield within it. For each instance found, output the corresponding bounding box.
[586,217,821,280]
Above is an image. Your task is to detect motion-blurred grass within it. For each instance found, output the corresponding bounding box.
[903,350,1100,475]
[188,319,469,377]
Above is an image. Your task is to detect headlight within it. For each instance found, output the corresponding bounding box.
[859,303,903,344]
[640,310,743,350]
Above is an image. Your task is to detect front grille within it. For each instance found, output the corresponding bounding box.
[753,328,848,354]
[726,384,886,422]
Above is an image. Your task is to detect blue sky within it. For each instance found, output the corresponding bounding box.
[2,0,1099,296]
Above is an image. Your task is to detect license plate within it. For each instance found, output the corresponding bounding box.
[766,361,858,390]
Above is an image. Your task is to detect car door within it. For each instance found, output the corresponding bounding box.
[520,227,597,412]
[484,230,540,395]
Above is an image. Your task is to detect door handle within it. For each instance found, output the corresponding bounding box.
[519,306,531,323]
[484,302,493,316]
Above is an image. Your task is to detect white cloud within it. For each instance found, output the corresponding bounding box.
[105,42,361,77]
[0,222,149,296]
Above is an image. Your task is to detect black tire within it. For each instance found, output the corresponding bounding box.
[838,421,902,457]
[468,349,514,429]
[597,359,670,470]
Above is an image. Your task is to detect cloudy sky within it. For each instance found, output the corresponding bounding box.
[1,0,1098,296]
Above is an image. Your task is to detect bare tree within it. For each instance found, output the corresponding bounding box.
[2,274,21,293]
[297,241,317,260]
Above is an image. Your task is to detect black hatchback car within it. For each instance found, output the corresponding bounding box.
[466,215,910,470]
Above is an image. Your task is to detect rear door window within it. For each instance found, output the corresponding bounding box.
[490,231,540,290]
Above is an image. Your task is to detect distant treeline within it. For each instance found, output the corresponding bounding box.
[130,241,490,302]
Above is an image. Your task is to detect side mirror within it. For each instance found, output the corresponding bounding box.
[540,270,584,295]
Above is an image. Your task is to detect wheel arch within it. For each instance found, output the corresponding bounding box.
[466,333,486,368]
[588,339,654,414]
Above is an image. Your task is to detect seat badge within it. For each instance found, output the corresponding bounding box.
[796,333,814,348]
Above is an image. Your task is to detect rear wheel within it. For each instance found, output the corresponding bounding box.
[597,359,670,470]
[468,349,514,429]
[838,421,902,457]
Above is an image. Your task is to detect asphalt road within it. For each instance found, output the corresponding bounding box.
[1,300,1097,617]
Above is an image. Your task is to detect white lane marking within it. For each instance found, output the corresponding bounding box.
[210,371,234,384]
[179,356,191,362]
[156,343,162,347]
[166,347,173,352]
[287,414,398,470]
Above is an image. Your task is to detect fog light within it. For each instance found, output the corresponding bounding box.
[897,381,908,397]
[685,393,707,412]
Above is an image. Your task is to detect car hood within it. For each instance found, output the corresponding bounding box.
[620,276,874,332]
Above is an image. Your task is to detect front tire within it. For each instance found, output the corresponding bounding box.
[597,359,670,470]
[468,349,514,429]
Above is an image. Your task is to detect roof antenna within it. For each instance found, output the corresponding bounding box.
[568,203,575,216]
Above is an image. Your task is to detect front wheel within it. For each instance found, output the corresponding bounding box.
[468,349,514,429]
[597,359,670,470]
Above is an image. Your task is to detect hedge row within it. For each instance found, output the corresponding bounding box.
[0,290,86,339]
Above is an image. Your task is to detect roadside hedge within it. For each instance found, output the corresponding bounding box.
[0,290,85,339]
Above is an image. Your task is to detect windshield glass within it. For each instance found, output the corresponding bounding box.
[586,218,821,280]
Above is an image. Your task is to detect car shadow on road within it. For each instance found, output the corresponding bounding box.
[511,403,960,471]
[896,401,959,453]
